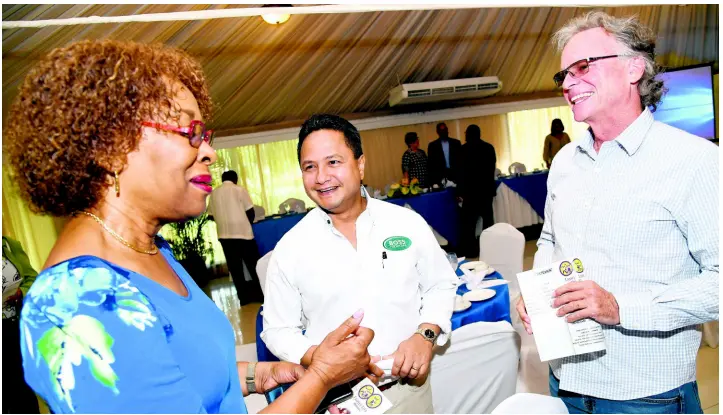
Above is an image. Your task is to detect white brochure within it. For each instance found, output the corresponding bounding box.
[517,258,606,362]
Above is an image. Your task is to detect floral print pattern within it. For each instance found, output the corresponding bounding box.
[21,260,157,411]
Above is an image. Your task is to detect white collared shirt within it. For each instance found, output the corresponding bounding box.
[261,193,458,363]
[535,108,719,399]
[207,181,254,240]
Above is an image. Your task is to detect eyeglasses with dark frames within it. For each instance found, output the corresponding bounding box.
[553,55,629,88]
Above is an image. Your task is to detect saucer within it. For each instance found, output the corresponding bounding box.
[462,289,496,302]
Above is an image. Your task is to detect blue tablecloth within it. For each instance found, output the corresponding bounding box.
[387,188,459,247]
[251,188,460,257]
[252,213,306,257]
[496,172,549,219]
[255,260,511,362]
[452,262,511,330]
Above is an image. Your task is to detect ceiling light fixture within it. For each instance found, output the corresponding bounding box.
[261,4,292,25]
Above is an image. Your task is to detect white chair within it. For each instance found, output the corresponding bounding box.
[255,251,273,296]
[279,198,306,214]
[495,167,502,179]
[479,223,525,301]
[478,224,546,394]
[252,205,265,223]
[516,328,551,395]
[491,393,568,414]
[509,162,527,175]
[431,321,520,414]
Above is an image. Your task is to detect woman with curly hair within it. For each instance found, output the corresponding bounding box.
[5,40,381,414]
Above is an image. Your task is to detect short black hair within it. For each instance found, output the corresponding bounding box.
[221,170,238,183]
[404,132,418,147]
[465,124,481,140]
[436,122,447,130]
[551,118,565,135]
[298,114,363,162]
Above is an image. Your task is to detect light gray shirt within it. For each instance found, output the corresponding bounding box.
[441,139,450,168]
[534,108,719,400]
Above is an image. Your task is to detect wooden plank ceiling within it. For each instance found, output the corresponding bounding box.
[2,4,718,135]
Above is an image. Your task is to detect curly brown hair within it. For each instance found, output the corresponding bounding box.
[4,39,213,217]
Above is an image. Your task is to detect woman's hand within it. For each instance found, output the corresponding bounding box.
[253,362,306,394]
[258,310,383,414]
[307,309,382,389]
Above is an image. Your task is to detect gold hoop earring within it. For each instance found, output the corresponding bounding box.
[114,171,120,197]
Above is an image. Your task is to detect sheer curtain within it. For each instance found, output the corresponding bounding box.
[506,105,589,171]
[196,139,314,265]
[211,141,312,213]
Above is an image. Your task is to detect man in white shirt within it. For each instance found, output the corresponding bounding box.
[261,114,457,413]
[517,12,718,414]
[207,170,264,305]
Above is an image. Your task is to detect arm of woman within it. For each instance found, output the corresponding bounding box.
[256,311,382,414]
[542,135,552,166]
[402,151,411,175]
[20,267,209,413]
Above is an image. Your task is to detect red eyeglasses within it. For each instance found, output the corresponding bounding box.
[141,120,214,148]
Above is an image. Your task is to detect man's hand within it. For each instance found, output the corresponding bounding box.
[383,332,434,380]
[516,296,533,334]
[253,362,306,394]
[307,310,383,390]
[553,280,620,325]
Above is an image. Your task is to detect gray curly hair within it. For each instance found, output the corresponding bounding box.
[552,11,666,111]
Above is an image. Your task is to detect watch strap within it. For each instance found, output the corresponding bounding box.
[415,328,437,343]
[246,362,257,394]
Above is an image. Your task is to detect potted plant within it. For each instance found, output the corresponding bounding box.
[165,213,214,288]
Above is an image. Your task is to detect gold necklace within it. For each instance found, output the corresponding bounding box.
[80,211,159,255]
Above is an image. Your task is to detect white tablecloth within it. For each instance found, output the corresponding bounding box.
[431,321,520,414]
[492,182,543,229]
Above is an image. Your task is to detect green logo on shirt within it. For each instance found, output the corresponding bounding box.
[383,236,412,251]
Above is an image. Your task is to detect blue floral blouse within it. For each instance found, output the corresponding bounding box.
[19,239,247,413]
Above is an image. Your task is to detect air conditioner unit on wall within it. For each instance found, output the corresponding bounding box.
[388,76,503,107]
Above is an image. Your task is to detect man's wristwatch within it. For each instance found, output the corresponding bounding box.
[415,328,438,344]
[246,362,257,394]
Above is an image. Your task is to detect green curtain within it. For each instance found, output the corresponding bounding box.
[2,169,58,271]
[211,140,313,213]
[182,138,314,266]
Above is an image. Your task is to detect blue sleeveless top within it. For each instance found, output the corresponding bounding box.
[19,239,247,413]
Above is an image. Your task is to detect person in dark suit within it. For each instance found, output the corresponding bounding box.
[459,124,497,257]
[427,122,462,186]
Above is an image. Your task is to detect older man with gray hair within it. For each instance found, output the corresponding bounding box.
[517,11,718,414]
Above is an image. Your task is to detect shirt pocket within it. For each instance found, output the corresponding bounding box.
[380,249,420,306]
[592,195,677,261]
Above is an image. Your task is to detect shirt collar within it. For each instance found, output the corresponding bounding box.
[314,186,376,229]
[577,108,654,157]
[615,108,654,156]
